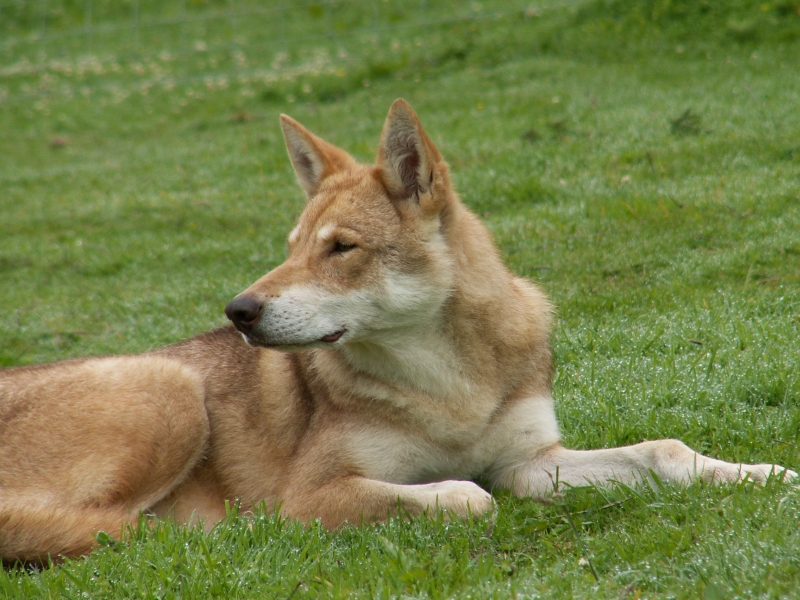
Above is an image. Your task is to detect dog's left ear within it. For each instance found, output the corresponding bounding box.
[377,99,443,206]
[280,115,356,197]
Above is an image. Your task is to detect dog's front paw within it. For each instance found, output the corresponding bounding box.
[417,480,494,516]
[738,463,797,485]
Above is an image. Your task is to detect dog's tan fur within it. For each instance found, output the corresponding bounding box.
[1,100,794,562]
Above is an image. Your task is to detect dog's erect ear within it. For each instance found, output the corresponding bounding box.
[280,115,356,197]
[377,99,443,202]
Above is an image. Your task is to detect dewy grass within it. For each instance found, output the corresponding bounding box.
[2,0,800,597]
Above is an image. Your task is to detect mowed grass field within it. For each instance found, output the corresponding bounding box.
[2,0,800,597]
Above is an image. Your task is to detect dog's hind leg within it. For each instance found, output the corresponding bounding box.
[0,498,131,563]
[492,440,798,497]
[0,355,210,561]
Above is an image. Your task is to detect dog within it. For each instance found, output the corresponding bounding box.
[1,99,795,562]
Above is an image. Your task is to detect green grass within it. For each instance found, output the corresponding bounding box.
[2,0,800,597]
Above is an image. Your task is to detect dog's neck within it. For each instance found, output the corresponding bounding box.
[338,315,471,400]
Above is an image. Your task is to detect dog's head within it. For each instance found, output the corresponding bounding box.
[225,99,459,350]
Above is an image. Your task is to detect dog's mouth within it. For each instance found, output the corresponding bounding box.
[319,329,346,343]
[239,328,348,349]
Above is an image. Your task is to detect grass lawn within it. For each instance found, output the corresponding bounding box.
[2,0,800,597]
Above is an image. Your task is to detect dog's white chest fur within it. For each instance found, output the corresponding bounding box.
[308,316,561,484]
[342,393,562,485]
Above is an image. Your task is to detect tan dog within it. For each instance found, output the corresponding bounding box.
[0,100,794,562]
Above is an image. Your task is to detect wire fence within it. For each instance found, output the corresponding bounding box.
[0,0,584,106]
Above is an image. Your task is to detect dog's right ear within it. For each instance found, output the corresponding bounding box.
[280,115,356,197]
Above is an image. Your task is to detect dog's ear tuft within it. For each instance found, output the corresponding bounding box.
[280,115,355,197]
[377,99,442,202]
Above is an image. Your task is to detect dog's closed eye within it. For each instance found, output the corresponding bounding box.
[332,240,356,254]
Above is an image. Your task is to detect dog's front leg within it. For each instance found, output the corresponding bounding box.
[281,476,494,527]
[492,440,797,497]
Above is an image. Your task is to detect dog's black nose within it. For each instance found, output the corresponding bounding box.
[225,295,263,333]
